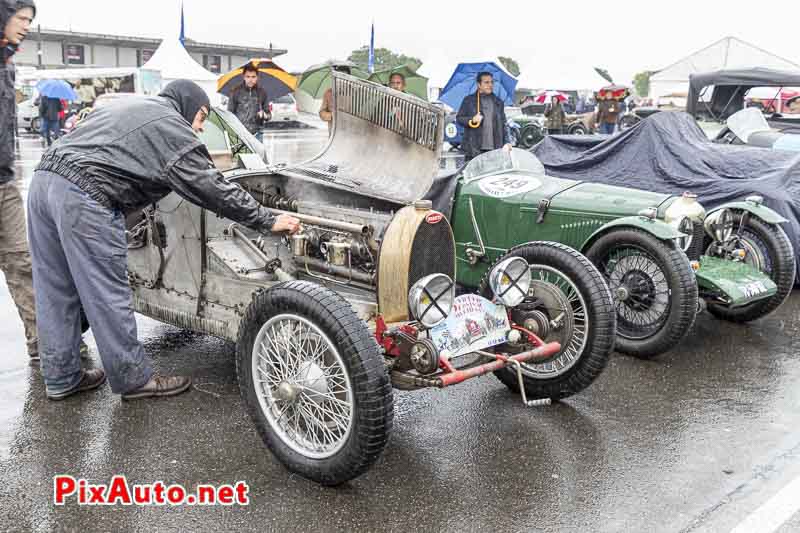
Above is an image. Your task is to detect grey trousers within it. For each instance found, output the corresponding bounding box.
[27,170,153,395]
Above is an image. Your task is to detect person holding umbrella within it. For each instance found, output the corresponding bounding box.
[456,72,512,161]
[388,72,406,93]
[544,94,567,135]
[226,63,270,142]
[35,79,78,146]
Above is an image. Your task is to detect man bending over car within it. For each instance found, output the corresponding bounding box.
[28,79,300,401]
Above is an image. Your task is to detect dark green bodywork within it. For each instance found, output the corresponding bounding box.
[694,255,777,306]
[451,170,776,307]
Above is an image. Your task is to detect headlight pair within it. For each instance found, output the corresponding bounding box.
[407,257,532,329]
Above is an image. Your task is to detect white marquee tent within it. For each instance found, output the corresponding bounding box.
[143,35,221,106]
[649,36,800,102]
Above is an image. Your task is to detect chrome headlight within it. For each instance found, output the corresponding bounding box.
[670,216,695,252]
[489,257,531,308]
[704,208,735,243]
[408,274,455,328]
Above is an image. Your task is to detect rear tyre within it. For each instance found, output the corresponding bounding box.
[478,242,615,400]
[707,214,796,322]
[586,229,697,359]
[236,281,393,486]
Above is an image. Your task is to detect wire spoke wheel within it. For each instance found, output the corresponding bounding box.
[601,246,671,340]
[252,314,354,459]
[518,265,589,378]
[478,242,615,400]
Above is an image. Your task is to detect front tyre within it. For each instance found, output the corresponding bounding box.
[707,214,796,322]
[568,123,587,135]
[519,124,544,148]
[586,229,698,359]
[478,242,616,400]
[236,281,393,486]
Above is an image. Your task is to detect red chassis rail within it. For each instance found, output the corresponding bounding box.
[375,315,562,389]
[437,345,561,387]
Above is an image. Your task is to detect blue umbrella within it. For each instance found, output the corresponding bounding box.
[36,79,79,101]
[437,61,518,110]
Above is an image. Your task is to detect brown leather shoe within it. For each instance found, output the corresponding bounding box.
[47,369,107,401]
[121,375,192,400]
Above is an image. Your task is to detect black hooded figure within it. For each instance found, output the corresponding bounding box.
[27,79,299,401]
[159,78,211,124]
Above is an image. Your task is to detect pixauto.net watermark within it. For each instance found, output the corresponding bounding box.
[54,475,250,506]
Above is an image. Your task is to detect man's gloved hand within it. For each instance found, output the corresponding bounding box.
[271,214,301,234]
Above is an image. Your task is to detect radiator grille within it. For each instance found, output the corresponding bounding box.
[408,218,455,289]
[334,75,443,152]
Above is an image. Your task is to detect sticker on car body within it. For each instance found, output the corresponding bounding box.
[429,294,510,359]
[478,175,542,198]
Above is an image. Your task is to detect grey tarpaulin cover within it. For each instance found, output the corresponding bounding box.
[532,112,800,281]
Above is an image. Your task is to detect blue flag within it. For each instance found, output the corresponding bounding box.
[179,3,186,46]
[368,22,375,73]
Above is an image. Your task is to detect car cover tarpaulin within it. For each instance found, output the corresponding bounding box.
[532,112,800,282]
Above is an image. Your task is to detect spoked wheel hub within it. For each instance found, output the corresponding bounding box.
[252,314,354,460]
[507,266,589,379]
[618,270,657,312]
[603,248,671,340]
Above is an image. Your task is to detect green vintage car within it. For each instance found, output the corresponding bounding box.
[443,149,796,358]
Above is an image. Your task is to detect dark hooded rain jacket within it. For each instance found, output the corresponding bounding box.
[35,79,276,231]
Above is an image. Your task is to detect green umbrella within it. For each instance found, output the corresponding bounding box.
[367,64,428,100]
[297,60,368,99]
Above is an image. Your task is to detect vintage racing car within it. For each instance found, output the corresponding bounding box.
[124,74,615,486]
[429,148,795,358]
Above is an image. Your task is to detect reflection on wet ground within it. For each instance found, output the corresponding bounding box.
[1,125,799,532]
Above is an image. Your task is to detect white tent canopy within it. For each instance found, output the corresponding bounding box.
[143,36,221,105]
[649,36,800,102]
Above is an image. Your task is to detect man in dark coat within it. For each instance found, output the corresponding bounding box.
[28,79,300,401]
[456,72,512,160]
[38,95,61,146]
[1,0,38,360]
[227,63,270,141]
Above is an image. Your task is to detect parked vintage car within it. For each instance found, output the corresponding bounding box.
[515,102,596,148]
[125,74,615,485]
[432,149,795,358]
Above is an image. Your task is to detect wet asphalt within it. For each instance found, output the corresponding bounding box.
[1,118,800,532]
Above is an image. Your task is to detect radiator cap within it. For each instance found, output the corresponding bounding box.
[414,200,433,211]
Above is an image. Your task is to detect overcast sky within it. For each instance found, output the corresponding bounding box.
[28,0,800,89]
